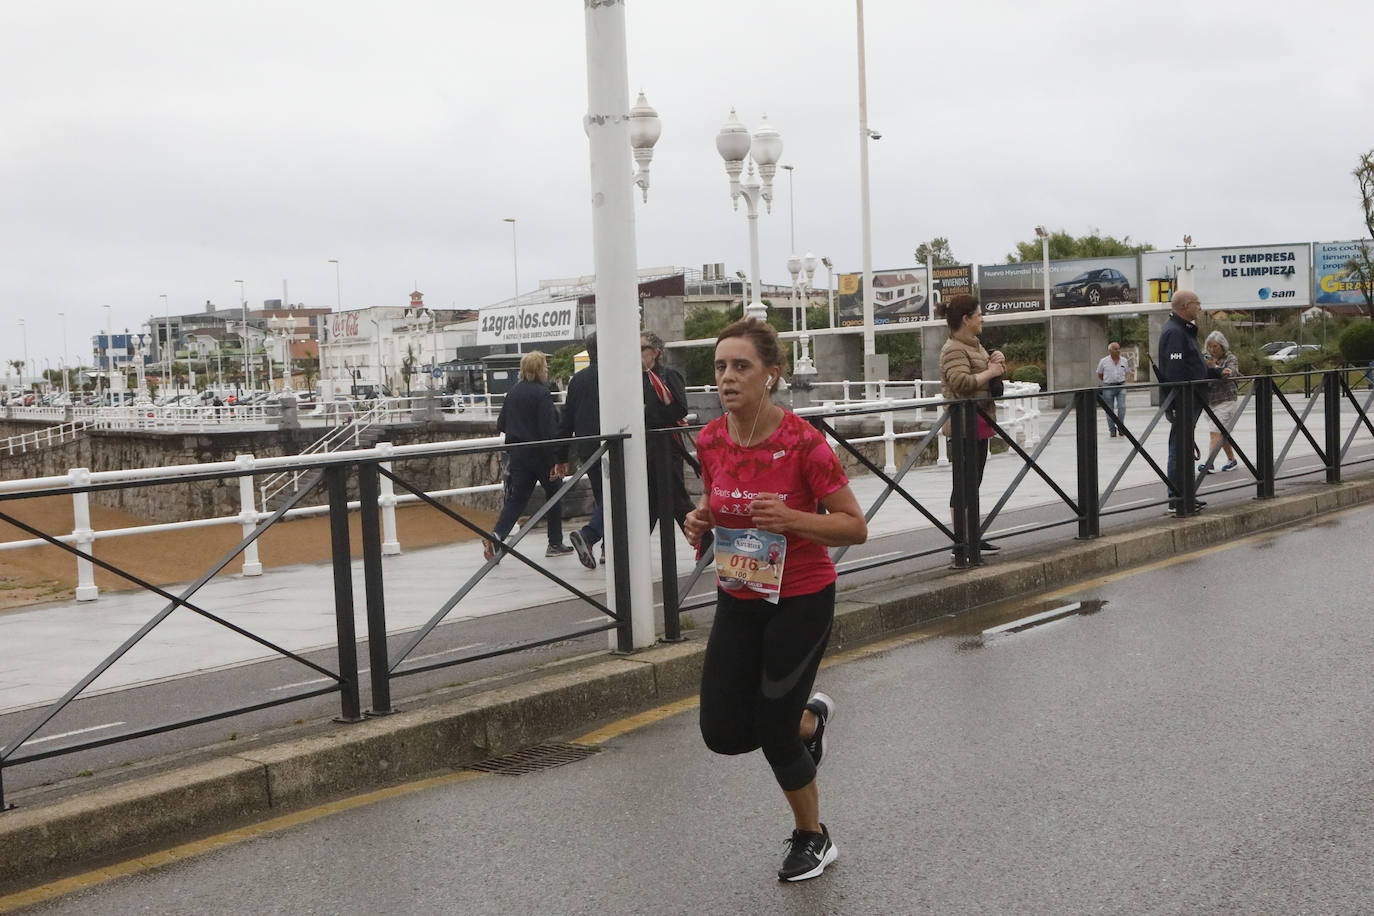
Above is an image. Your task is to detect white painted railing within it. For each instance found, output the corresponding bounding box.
[0,437,504,603]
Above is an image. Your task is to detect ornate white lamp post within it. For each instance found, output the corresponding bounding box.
[716,110,783,321]
[794,251,820,381]
[135,329,149,396]
[268,314,297,394]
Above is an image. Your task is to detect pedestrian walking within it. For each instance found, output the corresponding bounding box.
[683,317,867,882]
[1095,341,1130,437]
[555,334,603,570]
[1199,330,1240,474]
[1156,290,1228,513]
[487,351,573,561]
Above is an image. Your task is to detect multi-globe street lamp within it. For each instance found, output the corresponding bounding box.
[267,314,297,395]
[716,109,783,322]
[788,251,820,382]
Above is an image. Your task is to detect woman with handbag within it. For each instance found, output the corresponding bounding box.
[939,294,1006,552]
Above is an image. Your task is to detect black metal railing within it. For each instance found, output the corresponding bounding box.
[653,369,1374,631]
[0,433,631,808]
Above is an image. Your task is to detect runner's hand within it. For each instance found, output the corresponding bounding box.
[748,493,796,533]
[683,506,713,547]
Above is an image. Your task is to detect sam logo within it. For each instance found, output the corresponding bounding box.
[1258,287,1296,300]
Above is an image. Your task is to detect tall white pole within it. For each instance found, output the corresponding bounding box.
[58,311,69,396]
[329,259,343,396]
[856,0,876,371]
[18,318,28,392]
[160,294,170,395]
[236,280,253,394]
[1041,232,1053,393]
[504,217,522,355]
[584,0,655,650]
[104,305,113,398]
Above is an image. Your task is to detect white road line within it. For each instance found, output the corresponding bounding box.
[26,722,127,745]
[270,644,485,691]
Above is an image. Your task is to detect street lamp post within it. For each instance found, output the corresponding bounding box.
[716,109,783,321]
[102,304,114,401]
[268,315,296,394]
[18,318,28,393]
[856,0,879,372]
[328,259,342,396]
[235,280,253,394]
[821,256,836,328]
[159,294,171,396]
[1035,225,1053,394]
[503,218,521,354]
[795,251,820,380]
[58,311,69,397]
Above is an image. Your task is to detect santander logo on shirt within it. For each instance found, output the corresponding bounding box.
[712,485,791,518]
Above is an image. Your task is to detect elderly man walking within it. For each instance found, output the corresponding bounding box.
[1156,291,1228,514]
[1095,341,1130,437]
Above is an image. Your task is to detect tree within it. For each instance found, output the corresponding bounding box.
[1006,228,1153,264]
[679,304,743,385]
[548,342,584,386]
[1347,150,1374,318]
[913,237,959,266]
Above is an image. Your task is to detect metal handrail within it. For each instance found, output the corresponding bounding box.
[0,431,632,808]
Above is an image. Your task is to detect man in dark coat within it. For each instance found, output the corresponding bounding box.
[1156,290,1228,514]
[556,334,603,570]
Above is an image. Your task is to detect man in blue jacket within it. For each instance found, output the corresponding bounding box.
[1156,290,1228,514]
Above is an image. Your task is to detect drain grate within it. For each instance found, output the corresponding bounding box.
[466,743,599,776]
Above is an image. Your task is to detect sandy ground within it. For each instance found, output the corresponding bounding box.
[0,495,496,611]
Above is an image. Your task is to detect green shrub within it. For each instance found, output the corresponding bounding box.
[1338,322,1374,365]
[1009,365,1046,389]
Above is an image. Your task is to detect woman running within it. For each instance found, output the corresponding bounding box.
[684,317,867,882]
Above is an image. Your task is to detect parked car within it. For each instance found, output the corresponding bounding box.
[1051,268,1134,307]
[1259,340,1298,355]
[1267,344,1321,362]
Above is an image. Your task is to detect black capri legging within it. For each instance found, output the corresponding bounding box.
[699,583,835,793]
[947,436,990,508]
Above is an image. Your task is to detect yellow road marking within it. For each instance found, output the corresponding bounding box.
[0,770,484,912]
[2,509,1338,909]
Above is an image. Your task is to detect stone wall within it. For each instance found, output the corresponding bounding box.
[1,419,508,523]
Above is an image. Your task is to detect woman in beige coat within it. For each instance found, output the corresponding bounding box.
[939,294,1005,552]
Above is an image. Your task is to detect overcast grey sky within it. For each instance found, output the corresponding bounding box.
[3,0,1372,369]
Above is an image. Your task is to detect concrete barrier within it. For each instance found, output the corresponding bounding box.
[3,475,1373,891]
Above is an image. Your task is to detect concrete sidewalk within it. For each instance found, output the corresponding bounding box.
[0,389,1350,713]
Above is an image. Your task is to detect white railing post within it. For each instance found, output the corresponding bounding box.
[237,454,263,576]
[378,441,401,555]
[842,379,852,403]
[937,431,949,466]
[883,409,897,476]
[71,467,99,601]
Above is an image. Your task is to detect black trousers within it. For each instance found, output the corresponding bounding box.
[699,584,835,792]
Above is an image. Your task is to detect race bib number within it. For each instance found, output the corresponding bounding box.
[713,526,786,603]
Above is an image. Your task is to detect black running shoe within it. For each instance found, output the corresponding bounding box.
[778,823,838,882]
[568,529,597,570]
[979,540,999,552]
[545,543,575,558]
[802,692,834,768]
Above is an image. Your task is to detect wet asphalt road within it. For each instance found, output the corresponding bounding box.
[22,505,1374,914]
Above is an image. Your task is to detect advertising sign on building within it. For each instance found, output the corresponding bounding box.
[978,257,1140,315]
[1312,240,1374,306]
[1140,243,1310,310]
[836,265,973,326]
[476,299,578,346]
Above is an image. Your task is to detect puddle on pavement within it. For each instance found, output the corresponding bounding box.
[953,597,1108,650]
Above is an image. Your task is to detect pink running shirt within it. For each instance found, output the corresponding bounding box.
[695,410,849,599]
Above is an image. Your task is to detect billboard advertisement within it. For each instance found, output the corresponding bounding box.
[1140,243,1310,310]
[836,265,973,326]
[1312,240,1374,306]
[477,300,578,346]
[978,257,1140,315]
